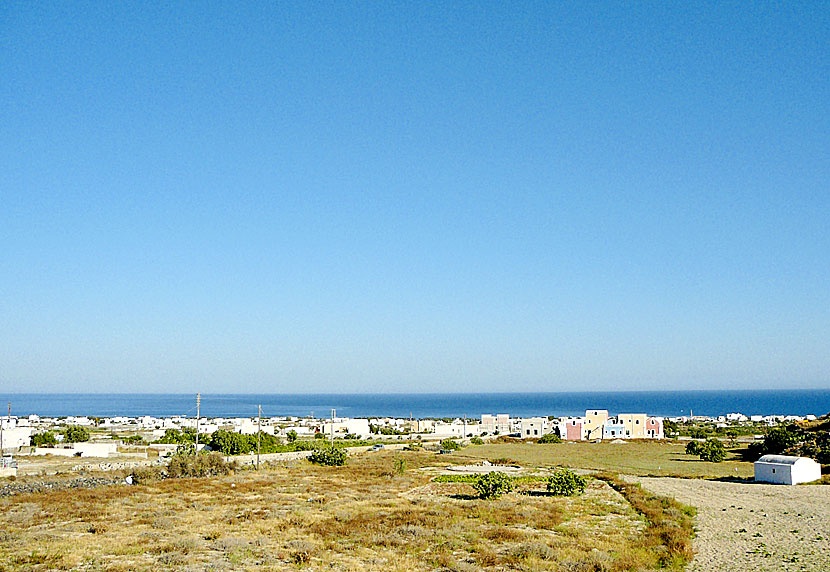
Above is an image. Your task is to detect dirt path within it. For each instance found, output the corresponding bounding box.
[631,477,830,572]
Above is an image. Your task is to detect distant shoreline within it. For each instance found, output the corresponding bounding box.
[2,389,828,419]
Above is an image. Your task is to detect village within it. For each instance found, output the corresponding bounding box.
[0,406,818,465]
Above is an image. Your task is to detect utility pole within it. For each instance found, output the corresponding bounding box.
[330,409,335,446]
[464,415,467,441]
[0,402,7,458]
[195,393,201,455]
[257,404,261,470]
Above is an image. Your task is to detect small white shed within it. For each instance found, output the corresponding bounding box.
[754,455,822,485]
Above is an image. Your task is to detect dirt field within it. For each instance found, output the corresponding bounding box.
[459,441,755,479]
[632,477,830,572]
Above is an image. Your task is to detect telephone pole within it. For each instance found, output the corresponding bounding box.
[256,404,261,470]
[330,409,335,445]
[195,393,201,455]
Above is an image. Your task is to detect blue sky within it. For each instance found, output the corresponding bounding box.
[1,2,828,393]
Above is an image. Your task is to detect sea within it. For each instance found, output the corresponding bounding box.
[0,390,828,420]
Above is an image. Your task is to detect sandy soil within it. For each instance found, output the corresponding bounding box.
[632,477,830,572]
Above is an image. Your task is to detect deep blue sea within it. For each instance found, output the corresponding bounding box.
[1,390,828,419]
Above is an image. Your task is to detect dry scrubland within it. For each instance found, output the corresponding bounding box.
[460,440,755,479]
[0,451,690,572]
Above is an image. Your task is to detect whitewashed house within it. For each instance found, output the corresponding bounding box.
[520,417,552,438]
[754,455,822,485]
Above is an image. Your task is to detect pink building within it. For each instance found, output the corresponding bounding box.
[565,420,583,441]
[645,417,663,439]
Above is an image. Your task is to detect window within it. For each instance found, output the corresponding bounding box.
[772,468,776,473]
[635,420,640,424]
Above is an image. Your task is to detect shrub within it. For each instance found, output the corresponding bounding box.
[538,433,561,444]
[166,452,236,478]
[394,457,407,475]
[473,472,514,499]
[698,438,726,462]
[314,432,325,440]
[684,441,700,455]
[440,439,461,451]
[546,468,587,496]
[286,430,298,443]
[469,436,484,445]
[309,447,347,466]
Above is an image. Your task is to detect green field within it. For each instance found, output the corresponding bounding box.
[458,440,755,479]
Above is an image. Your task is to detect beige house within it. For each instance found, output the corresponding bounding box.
[617,414,648,439]
[583,410,608,440]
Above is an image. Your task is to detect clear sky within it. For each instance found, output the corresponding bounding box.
[1,2,828,394]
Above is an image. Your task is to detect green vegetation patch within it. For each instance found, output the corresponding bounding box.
[595,473,696,570]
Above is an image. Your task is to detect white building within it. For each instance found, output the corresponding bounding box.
[481,414,510,435]
[754,455,822,485]
[519,417,551,438]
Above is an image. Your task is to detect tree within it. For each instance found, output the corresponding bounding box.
[689,428,707,439]
[31,431,57,447]
[63,425,90,443]
[698,439,726,462]
[685,441,701,455]
[286,430,298,443]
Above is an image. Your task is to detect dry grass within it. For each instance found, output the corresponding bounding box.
[1,451,683,571]
[460,440,755,478]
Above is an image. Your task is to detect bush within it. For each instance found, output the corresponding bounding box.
[473,472,514,499]
[546,468,587,496]
[698,438,726,462]
[469,436,484,445]
[440,439,461,451]
[62,425,90,443]
[684,441,700,455]
[309,447,347,466]
[314,432,325,440]
[538,433,561,444]
[286,430,298,443]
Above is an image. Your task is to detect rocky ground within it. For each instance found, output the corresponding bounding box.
[632,477,830,572]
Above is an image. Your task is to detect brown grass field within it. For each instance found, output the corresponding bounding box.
[0,450,693,571]
[458,440,755,479]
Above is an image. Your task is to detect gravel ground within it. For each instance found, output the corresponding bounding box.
[631,477,830,572]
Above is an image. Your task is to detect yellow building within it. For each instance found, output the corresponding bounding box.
[584,409,608,440]
[617,414,648,439]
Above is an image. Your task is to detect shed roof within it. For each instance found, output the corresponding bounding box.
[756,455,814,465]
